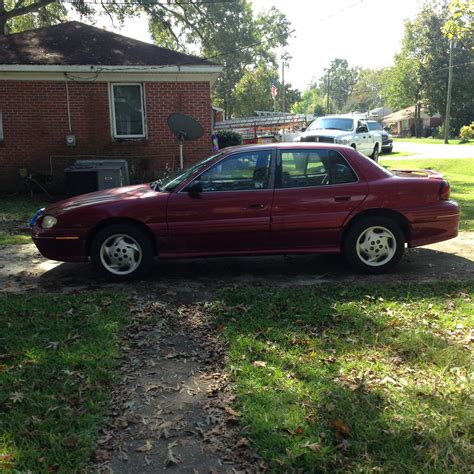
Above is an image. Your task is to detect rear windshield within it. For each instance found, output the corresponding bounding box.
[355,150,393,176]
[368,122,383,131]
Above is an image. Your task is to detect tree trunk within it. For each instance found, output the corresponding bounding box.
[0,16,7,35]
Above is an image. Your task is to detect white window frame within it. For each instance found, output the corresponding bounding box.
[109,83,147,139]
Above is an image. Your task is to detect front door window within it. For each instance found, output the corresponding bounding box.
[186,150,272,192]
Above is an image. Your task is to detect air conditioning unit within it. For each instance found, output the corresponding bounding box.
[64,159,130,196]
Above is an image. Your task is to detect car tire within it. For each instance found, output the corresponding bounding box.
[371,145,379,162]
[343,217,404,274]
[90,224,154,280]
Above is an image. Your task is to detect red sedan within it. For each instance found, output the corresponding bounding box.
[32,143,459,280]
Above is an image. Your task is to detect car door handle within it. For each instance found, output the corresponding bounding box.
[334,196,350,202]
[248,203,265,209]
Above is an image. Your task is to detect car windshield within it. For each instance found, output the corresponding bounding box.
[151,152,223,192]
[307,117,354,132]
[368,122,383,131]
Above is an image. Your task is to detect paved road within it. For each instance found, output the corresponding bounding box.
[387,141,474,159]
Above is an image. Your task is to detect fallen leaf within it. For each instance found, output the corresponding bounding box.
[136,440,153,452]
[331,418,350,438]
[301,441,321,451]
[224,406,240,417]
[0,453,14,469]
[234,437,249,448]
[93,449,110,463]
[46,341,59,350]
[117,450,129,462]
[294,426,304,435]
[165,443,181,466]
[253,360,267,368]
[101,298,112,307]
[9,391,24,403]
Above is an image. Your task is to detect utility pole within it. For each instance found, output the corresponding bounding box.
[326,70,330,115]
[280,53,291,114]
[281,60,285,113]
[444,38,454,144]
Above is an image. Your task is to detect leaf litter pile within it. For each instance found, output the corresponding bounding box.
[95,294,264,473]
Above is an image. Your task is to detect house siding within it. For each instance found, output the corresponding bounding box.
[0,80,213,192]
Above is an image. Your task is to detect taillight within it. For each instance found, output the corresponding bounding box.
[439,180,450,200]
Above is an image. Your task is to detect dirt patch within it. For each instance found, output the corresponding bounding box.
[95,296,263,473]
[1,233,473,295]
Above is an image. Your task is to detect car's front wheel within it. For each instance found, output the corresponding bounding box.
[343,217,404,274]
[90,224,154,280]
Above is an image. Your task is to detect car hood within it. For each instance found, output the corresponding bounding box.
[301,129,352,138]
[46,184,159,213]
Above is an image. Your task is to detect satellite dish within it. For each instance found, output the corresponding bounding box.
[168,113,204,169]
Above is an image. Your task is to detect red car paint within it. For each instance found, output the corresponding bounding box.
[32,143,460,264]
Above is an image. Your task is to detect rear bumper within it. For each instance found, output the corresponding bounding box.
[405,200,460,248]
[32,226,88,262]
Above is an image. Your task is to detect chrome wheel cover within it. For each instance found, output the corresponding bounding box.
[356,226,396,267]
[99,234,142,275]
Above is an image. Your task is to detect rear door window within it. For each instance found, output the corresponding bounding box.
[278,149,358,188]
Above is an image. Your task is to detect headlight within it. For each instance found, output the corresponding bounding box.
[41,216,57,229]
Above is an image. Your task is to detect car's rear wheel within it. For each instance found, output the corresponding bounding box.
[371,144,379,162]
[90,224,154,280]
[343,217,404,274]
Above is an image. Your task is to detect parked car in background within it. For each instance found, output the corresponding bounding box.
[32,143,459,280]
[368,120,393,153]
[295,115,382,162]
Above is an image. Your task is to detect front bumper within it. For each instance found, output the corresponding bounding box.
[32,226,88,262]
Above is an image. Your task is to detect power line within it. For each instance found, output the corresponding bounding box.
[60,0,236,4]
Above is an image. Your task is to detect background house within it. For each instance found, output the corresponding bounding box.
[382,105,441,137]
[0,21,221,192]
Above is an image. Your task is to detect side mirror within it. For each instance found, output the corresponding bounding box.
[301,127,307,132]
[356,127,365,133]
[186,180,202,195]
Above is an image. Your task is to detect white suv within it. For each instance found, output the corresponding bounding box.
[295,115,382,162]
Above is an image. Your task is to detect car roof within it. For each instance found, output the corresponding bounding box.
[222,142,355,153]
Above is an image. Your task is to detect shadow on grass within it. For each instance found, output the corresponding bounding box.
[211,282,473,472]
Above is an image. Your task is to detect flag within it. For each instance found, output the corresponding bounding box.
[271,82,278,101]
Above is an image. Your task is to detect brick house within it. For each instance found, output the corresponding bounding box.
[0,21,221,192]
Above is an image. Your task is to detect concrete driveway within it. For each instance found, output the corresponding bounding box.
[388,141,474,159]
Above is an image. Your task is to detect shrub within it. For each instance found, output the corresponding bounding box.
[459,122,474,142]
[217,129,242,149]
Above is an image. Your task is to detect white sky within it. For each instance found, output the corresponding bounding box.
[71,0,425,91]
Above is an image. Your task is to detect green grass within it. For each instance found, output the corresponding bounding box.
[383,158,474,231]
[0,195,49,246]
[213,282,474,473]
[0,293,127,472]
[394,138,473,145]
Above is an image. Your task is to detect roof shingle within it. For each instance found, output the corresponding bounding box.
[0,21,217,67]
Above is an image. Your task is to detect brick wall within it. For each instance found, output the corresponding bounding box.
[0,80,213,193]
